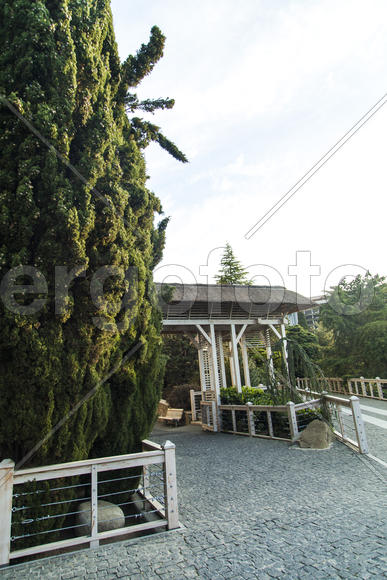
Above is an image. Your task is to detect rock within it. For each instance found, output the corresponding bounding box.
[75,500,125,536]
[298,419,333,449]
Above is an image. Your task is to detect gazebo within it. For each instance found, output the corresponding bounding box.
[157,283,313,405]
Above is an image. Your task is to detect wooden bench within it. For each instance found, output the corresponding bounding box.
[158,408,184,427]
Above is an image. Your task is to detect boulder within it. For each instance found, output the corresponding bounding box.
[75,499,125,536]
[298,419,333,449]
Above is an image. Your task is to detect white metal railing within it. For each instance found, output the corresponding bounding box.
[296,377,348,394]
[297,376,386,399]
[211,395,368,454]
[200,400,218,432]
[218,400,321,442]
[322,395,368,454]
[0,440,179,566]
[348,377,387,400]
[190,390,202,422]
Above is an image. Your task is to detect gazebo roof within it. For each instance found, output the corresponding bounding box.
[157,283,312,309]
[156,283,314,332]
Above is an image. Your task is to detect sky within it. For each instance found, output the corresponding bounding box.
[111,0,387,298]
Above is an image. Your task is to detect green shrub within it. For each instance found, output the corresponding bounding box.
[220,386,274,406]
[163,384,196,410]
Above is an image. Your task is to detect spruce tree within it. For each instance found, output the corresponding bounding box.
[0,1,185,467]
[215,243,251,285]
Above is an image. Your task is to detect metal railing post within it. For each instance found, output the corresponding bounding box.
[162,441,179,530]
[190,389,196,422]
[0,459,14,566]
[350,396,369,454]
[90,464,99,549]
[247,402,255,436]
[375,377,382,399]
[211,400,218,432]
[287,401,298,441]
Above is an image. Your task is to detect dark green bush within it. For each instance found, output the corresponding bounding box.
[163,384,197,410]
[220,386,274,406]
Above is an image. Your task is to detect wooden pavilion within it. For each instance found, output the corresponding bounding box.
[157,283,313,405]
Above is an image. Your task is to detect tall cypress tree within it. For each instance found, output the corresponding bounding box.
[0,1,185,466]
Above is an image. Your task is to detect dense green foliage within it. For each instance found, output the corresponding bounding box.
[285,325,320,377]
[162,335,199,389]
[319,274,387,377]
[215,242,251,285]
[220,386,273,405]
[163,383,196,410]
[0,0,185,467]
[297,310,308,329]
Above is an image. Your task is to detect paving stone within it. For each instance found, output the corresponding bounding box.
[1,424,386,579]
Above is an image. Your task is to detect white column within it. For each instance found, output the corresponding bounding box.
[240,336,251,387]
[210,324,221,404]
[265,328,275,380]
[197,348,206,392]
[231,324,242,392]
[281,321,290,379]
[217,331,227,388]
[229,341,236,385]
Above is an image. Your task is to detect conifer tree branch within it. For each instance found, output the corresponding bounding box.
[131,117,188,163]
[121,25,165,89]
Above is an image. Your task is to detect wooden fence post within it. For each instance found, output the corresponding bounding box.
[211,400,218,432]
[0,459,14,566]
[142,442,150,499]
[349,396,369,454]
[231,409,237,433]
[246,402,255,436]
[190,389,196,422]
[267,411,274,438]
[90,464,99,549]
[375,377,382,399]
[162,441,179,530]
[287,402,298,441]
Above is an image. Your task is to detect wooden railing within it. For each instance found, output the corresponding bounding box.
[218,400,321,442]
[322,395,368,453]
[208,395,368,455]
[0,440,179,566]
[200,400,218,432]
[296,377,348,394]
[297,376,386,400]
[190,390,202,422]
[348,377,387,400]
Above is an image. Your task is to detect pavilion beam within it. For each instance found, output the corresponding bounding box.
[268,324,281,340]
[210,324,221,404]
[196,324,212,345]
[236,324,247,344]
[240,335,251,387]
[231,324,242,392]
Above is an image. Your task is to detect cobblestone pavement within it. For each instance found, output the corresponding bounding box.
[2,425,386,579]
